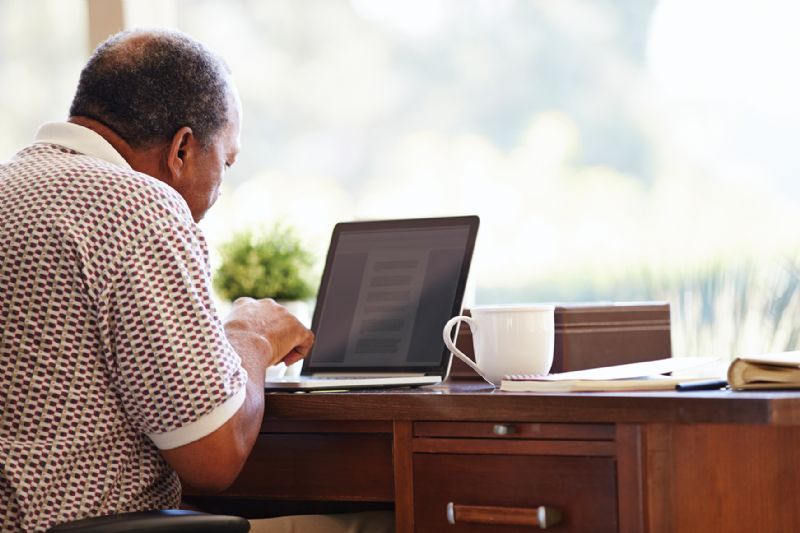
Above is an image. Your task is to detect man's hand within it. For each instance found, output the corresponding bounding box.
[223,297,315,369]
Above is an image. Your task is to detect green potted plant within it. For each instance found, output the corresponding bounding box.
[213,224,316,326]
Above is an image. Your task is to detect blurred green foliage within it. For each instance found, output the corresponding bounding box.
[213,225,316,302]
[478,255,800,358]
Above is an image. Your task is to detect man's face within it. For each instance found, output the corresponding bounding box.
[183,89,242,222]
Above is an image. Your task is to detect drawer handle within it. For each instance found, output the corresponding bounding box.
[446,502,563,529]
[492,424,516,436]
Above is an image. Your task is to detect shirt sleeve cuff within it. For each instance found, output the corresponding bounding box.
[147,385,247,450]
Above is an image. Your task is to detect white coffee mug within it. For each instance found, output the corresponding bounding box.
[443,304,555,386]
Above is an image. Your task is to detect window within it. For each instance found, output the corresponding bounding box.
[0,0,87,157]
[4,0,799,358]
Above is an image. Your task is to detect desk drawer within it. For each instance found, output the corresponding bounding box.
[414,421,615,440]
[223,433,394,501]
[413,453,617,532]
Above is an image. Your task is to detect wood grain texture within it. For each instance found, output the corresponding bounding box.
[259,419,392,434]
[413,453,617,532]
[449,504,554,527]
[616,424,645,533]
[196,385,800,531]
[413,437,616,456]
[413,421,615,440]
[659,424,800,532]
[643,424,674,533]
[221,433,394,501]
[392,421,414,533]
[265,384,792,425]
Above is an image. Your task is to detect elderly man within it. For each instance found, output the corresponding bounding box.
[0,30,391,532]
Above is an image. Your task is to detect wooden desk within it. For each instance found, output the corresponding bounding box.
[208,382,800,532]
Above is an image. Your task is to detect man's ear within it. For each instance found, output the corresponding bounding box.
[166,126,195,182]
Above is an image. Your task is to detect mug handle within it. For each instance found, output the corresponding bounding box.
[443,316,495,387]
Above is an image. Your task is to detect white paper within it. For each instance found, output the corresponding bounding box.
[506,356,720,381]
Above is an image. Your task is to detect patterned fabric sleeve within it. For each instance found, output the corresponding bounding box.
[97,209,248,450]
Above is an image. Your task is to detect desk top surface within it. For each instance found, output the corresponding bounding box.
[264,380,800,426]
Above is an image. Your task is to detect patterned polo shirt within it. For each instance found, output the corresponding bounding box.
[0,122,248,532]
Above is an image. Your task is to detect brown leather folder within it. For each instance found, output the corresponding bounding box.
[449,302,672,379]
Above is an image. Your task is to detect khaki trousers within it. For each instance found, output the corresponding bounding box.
[247,511,395,533]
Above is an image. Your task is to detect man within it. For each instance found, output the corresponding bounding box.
[0,30,391,532]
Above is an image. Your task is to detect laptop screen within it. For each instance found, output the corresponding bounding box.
[305,216,479,373]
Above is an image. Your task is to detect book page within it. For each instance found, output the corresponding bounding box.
[500,375,691,392]
[738,351,800,368]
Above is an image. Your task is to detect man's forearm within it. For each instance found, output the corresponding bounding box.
[161,299,312,491]
[224,327,272,461]
[160,329,271,492]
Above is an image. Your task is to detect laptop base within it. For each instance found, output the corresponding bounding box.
[264,375,442,392]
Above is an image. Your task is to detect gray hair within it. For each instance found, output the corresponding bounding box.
[69,29,232,148]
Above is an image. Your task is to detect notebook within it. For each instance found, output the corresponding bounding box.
[264,215,480,391]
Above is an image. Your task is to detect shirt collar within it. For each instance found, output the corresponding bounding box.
[34,122,132,170]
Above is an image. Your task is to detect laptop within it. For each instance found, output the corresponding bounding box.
[264,215,480,391]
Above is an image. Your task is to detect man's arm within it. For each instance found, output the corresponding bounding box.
[160,298,313,492]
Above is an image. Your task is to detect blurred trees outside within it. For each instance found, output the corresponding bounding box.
[2,0,800,358]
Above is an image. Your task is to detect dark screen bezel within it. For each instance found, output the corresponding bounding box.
[302,215,480,375]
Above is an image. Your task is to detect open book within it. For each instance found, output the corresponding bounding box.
[500,357,720,392]
[727,351,800,390]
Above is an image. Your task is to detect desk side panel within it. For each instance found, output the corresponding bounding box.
[645,423,800,532]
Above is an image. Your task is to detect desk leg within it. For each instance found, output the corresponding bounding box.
[393,421,414,533]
